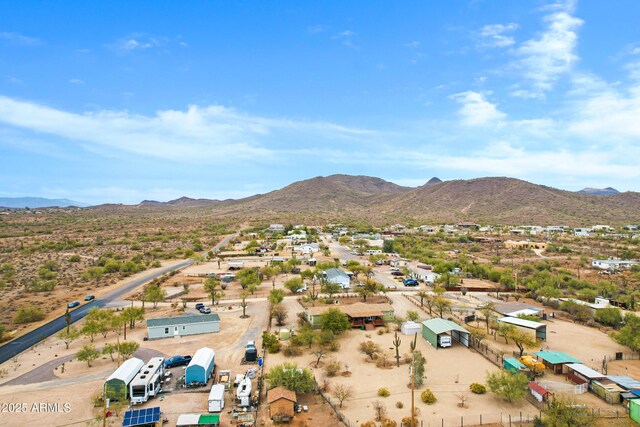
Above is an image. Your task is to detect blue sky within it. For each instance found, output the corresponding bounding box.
[1,0,640,204]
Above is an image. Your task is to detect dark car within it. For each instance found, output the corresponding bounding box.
[403,278,419,287]
[163,355,192,369]
[391,271,403,276]
[67,301,80,308]
[84,295,95,301]
[195,303,205,310]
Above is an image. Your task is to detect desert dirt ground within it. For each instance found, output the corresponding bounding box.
[264,298,537,427]
[0,298,270,427]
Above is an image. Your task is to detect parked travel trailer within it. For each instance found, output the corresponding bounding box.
[104,357,144,401]
[130,357,165,404]
[236,375,252,407]
[208,384,226,412]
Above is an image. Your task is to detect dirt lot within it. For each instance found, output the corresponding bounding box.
[0,299,270,427]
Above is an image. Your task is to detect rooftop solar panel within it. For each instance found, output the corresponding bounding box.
[122,407,161,427]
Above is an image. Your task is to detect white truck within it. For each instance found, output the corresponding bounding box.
[438,335,452,348]
[208,384,226,412]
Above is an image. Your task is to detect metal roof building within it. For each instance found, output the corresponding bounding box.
[185,347,215,386]
[421,318,469,348]
[104,357,144,401]
[534,351,581,374]
[147,313,220,340]
[497,316,547,340]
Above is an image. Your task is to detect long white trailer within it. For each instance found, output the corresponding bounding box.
[130,357,165,404]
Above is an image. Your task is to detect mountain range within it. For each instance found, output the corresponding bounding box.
[5,176,639,225]
[0,197,89,209]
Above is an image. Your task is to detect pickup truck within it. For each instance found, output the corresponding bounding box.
[163,355,192,369]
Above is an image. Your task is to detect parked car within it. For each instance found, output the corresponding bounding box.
[391,271,403,276]
[164,355,193,369]
[195,303,205,311]
[295,285,308,293]
[84,295,95,301]
[403,278,419,287]
[67,301,80,308]
[199,306,211,314]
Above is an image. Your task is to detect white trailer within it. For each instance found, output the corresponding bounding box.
[130,357,165,404]
[236,375,252,407]
[208,384,226,412]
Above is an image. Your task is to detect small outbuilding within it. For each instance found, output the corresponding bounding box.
[401,321,422,335]
[497,316,547,341]
[104,357,144,401]
[324,268,351,289]
[528,382,550,402]
[421,318,470,349]
[185,347,215,386]
[176,414,220,427]
[267,386,297,421]
[147,313,220,340]
[493,302,544,318]
[534,351,581,374]
[630,399,640,424]
[503,357,526,374]
[565,363,606,385]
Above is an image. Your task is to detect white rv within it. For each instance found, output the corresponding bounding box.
[129,357,165,404]
[236,375,252,407]
[208,384,226,412]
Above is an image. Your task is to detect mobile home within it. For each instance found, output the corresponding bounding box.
[130,357,165,404]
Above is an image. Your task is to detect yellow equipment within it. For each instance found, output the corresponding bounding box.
[519,356,545,373]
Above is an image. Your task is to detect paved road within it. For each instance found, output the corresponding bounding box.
[0,233,237,365]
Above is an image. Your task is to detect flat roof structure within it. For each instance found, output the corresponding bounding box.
[421,318,469,335]
[565,363,606,380]
[147,313,220,328]
[498,317,545,329]
[534,351,581,365]
[607,376,640,390]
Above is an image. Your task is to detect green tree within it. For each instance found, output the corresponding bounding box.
[357,278,383,302]
[406,310,420,322]
[479,302,495,333]
[542,395,597,427]
[359,340,381,360]
[319,308,351,335]
[77,344,100,367]
[144,284,166,308]
[265,362,316,394]
[433,296,452,318]
[321,281,342,300]
[204,277,222,306]
[237,268,261,290]
[486,370,528,402]
[272,304,288,326]
[81,321,101,343]
[284,278,304,293]
[594,307,623,327]
[416,291,429,308]
[57,326,80,349]
[102,342,117,362]
[297,325,317,349]
[611,312,640,352]
[117,341,140,360]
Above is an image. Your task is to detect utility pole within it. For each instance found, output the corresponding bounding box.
[102,383,108,427]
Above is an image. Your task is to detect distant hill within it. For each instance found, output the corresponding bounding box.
[213,174,410,214]
[426,177,443,185]
[0,197,89,209]
[577,187,620,195]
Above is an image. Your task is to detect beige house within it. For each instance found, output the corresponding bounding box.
[305,302,395,330]
[267,386,297,421]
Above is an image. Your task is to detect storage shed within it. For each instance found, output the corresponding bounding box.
[176,414,220,427]
[421,318,470,349]
[267,386,297,421]
[630,398,640,424]
[401,321,422,335]
[185,347,215,386]
[147,314,220,340]
[104,357,143,401]
[565,363,606,385]
[497,317,547,341]
[534,351,581,374]
[503,357,526,374]
[528,382,550,402]
[591,379,625,404]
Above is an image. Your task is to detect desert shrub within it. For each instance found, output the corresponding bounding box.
[401,416,418,427]
[14,307,45,324]
[283,344,302,357]
[360,422,376,427]
[324,359,342,377]
[377,387,390,397]
[262,331,281,353]
[395,401,403,409]
[381,418,397,427]
[377,327,387,335]
[327,340,341,352]
[421,389,437,404]
[68,255,81,262]
[470,383,486,394]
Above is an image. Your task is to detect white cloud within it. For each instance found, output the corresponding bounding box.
[451,91,507,126]
[0,96,376,164]
[479,23,518,48]
[405,41,421,49]
[108,34,163,53]
[69,78,85,85]
[333,30,357,47]
[0,32,41,46]
[513,2,583,96]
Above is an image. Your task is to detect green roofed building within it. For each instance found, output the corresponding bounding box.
[421,318,469,349]
[176,413,220,427]
[534,350,581,374]
[503,357,526,374]
[147,313,220,340]
[104,357,143,401]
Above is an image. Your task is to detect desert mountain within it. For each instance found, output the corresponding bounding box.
[577,187,620,195]
[215,174,410,214]
[377,177,639,225]
[426,177,443,185]
[0,197,89,209]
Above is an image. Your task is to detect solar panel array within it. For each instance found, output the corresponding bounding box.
[122,406,161,427]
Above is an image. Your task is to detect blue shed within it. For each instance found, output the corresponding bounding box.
[185,347,215,385]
